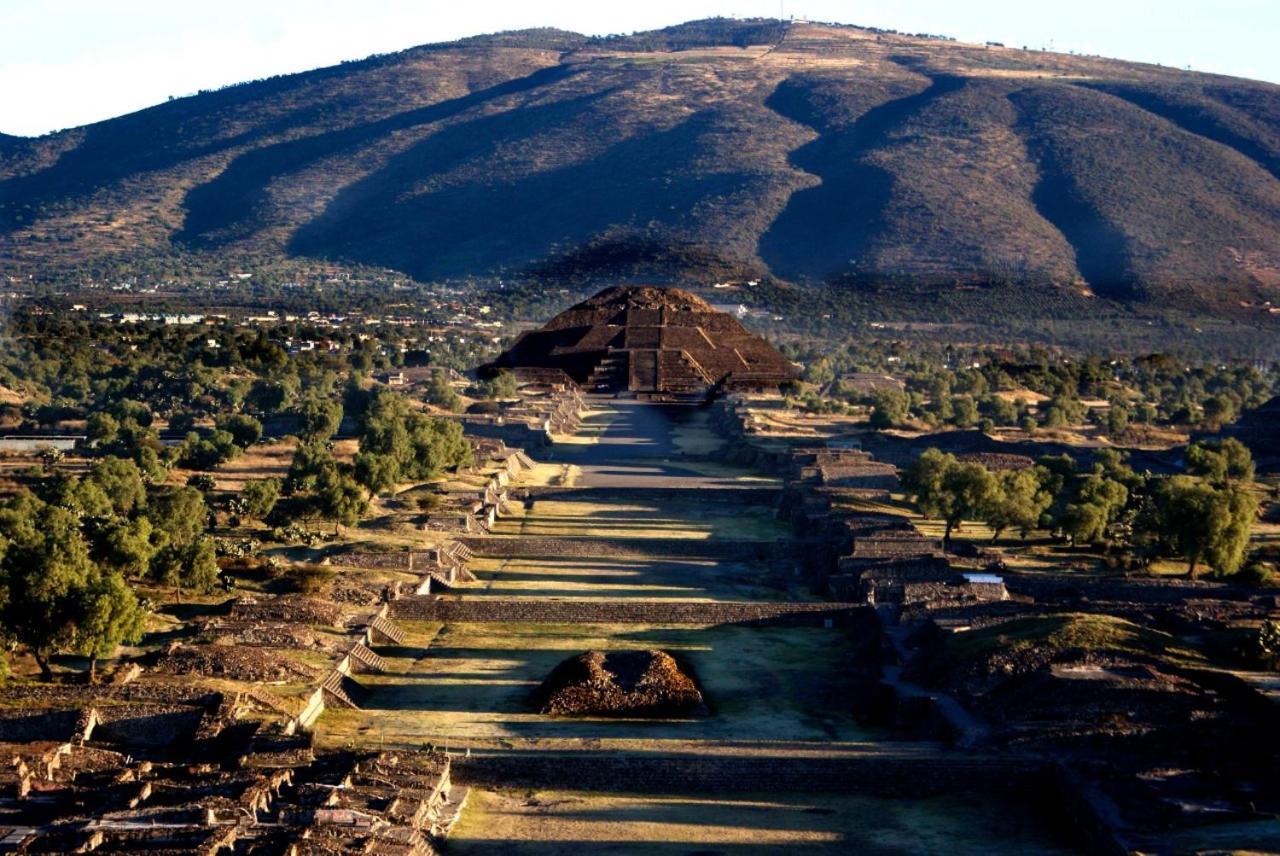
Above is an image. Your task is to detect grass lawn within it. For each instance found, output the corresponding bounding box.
[449,788,1076,855]
[494,497,789,542]
[315,620,871,750]
[466,554,799,602]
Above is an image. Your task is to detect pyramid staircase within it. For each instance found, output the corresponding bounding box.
[586,351,628,392]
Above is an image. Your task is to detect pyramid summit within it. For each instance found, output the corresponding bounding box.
[486,285,798,397]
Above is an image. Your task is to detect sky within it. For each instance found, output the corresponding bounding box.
[1,0,1277,137]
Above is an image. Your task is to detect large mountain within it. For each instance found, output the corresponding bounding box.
[3,18,1280,319]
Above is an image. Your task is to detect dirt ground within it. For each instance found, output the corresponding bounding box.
[448,789,1077,855]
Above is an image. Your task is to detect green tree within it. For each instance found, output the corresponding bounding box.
[1155,477,1257,577]
[148,487,208,550]
[1202,393,1238,431]
[354,451,401,495]
[426,370,463,412]
[87,457,147,517]
[217,414,263,449]
[869,388,909,429]
[986,396,1018,426]
[985,468,1052,541]
[314,466,369,534]
[1061,502,1109,546]
[77,570,147,682]
[100,516,157,579]
[152,536,219,600]
[481,370,519,401]
[239,478,281,521]
[902,449,1000,546]
[952,396,979,428]
[0,494,144,680]
[1186,438,1254,485]
[300,398,343,443]
[86,412,120,446]
[1105,405,1131,438]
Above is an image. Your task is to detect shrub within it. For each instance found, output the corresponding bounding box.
[285,564,335,594]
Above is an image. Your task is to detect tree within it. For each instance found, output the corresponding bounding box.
[100,516,157,579]
[148,487,208,550]
[77,570,147,682]
[354,451,401,495]
[48,475,113,519]
[287,442,337,494]
[179,429,241,470]
[86,412,120,446]
[869,388,909,429]
[152,536,219,600]
[426,370,462,412]
[314,466,368,534]
[1061,502,1109,546]
[902,449,1000,546]
[1186,438,1254,485]
[217,414,263,449]
[1105,404,1130,438]
[985,468,1052,541]
[952,396,979,428]
[239,478,280,521]
[300,398,343,443]
[1155,477,1257,577]
[1202,393,1238,431]
[986,396,1018,426]
[87,457,147,517]
[481,370,519,401]
[0,494,143,680]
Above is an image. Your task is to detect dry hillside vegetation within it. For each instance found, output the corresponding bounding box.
[3,19,1280,316]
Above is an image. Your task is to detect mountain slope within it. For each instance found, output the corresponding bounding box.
[2,19,1280,318]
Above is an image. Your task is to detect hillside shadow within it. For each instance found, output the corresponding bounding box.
[289,98,763,280]
[758,71,964,283]
[0,102,327,233]
[177,64,576,246]
[1008,88,1141,301]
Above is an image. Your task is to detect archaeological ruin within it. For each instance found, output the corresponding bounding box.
[483,285,800,397]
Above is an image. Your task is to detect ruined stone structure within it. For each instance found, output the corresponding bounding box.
[485,286,799,397]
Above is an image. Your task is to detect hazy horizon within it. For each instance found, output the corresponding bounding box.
[3,0,1279,137]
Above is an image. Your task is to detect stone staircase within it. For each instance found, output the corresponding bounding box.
[586,352,627,392]
[320,672,363,710]
[369,615,405,646]
[659,350,712,395]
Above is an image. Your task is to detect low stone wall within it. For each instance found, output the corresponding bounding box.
[92,706,206,752]
[390,597,870,627]
[451,749,1044,796]
[1003,572,1259,604]
[0,708,81,742]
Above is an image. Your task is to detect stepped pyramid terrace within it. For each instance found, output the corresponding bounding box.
[484,286,800,397]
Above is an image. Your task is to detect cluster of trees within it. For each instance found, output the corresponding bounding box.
[0,310,501,437]
[0,455,225,680]
[792,340,1277,436]
[274,388,471,533]
[353,388,471,495]
[903,439,1262,578]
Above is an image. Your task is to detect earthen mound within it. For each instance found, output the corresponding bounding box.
[530,649,706,717]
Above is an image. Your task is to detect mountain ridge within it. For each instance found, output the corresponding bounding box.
[2,17,1279,323]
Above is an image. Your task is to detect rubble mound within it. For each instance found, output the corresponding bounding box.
[530,649,706,717]
[156,644,322,682]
